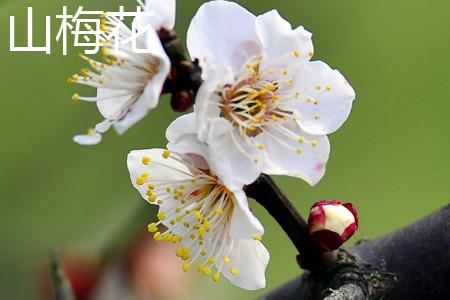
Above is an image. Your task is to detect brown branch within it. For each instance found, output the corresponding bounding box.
[258,204,450,299]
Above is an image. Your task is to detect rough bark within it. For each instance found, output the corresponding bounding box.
[258,204,450,299]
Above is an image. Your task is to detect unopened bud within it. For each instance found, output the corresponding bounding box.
[307,200,358,251]
[171,90,195,112]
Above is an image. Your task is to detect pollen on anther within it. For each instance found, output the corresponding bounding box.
[147,223,158,233]
[142,156,151,165]
[311,140,318,147]
[314,114,321,120]
[293,50,301,58]
[315,85,321,90]
[213,272,220,282]
[230,267,239,276]
[258,144,265,150]
[253,235,262,241]
[308,51,314,57]
[157,211,166,220]
[325,85,331,91]
[296,148,304,154]
[71,93,80,102]
[162,150,171,159]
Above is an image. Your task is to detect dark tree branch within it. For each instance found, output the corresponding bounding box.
[245,175,329,272]
[258,204,450,300]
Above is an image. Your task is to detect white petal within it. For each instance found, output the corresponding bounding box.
[114,33,171,134]
[194,66,234,142]
[94,119,112,133]
[222,239,269,290]
[229,190,264,239]
[166,113,210,160]
[261,122,330,186]
[207,118,263,191]
[187,0,261,77]
[282,61,356,135]
[255,10,313,67]
[73,132,102,145]
[127,149,193,202]
[143,0,176,30]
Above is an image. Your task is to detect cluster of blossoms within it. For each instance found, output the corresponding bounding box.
[70,0,356,290]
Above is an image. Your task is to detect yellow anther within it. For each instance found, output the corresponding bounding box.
[268,68,275,74]
[295,91,301,98]
[71,93,80,102]
[214,208,224,215]
[222,256,231,264]
[153,232,162,241]
[190,178,197,184]
[213,272,220,282]
[230,267,239,276]
[148,194,156,202]
[87,128,96,136]
[162,150,171,159]
[258,144,266,150]
[202,266,212,275]
[296,148,304,155]
[147,183,155,190]
[288,79,294,85]
[197,264,204,272]
[175,207,181,213]
[208,257,216,264]
[308,51,314,57]
[169,219,176,225]
[298,136,305,143]
[315,85,321,90]
[190,233,196,240]
[147,223,158,233]
[157,212,166,220]
[194,210,202,220]
[182,263,191,272]
[311,140,318,147]
[140,172,149,179]
[325,85,331,91]
[142,156,151,165]
[179,184,186,190]
[201,251,207,257]
[314,114,320,120]
[183,222,190,228]
[136,177,146,186]
[272,94,280,101]
[166,187,172,193]
[253,235,263,241]
[293,50,301,57]
[282,69,289,75]
[157,200,164,205]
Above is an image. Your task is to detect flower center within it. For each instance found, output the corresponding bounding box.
[138,151,248,281]
[218,55,298,137]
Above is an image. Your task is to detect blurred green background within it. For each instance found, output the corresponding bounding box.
[0,0,448,299]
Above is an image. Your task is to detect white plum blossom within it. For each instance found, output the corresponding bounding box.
[186,1,356,188]
[71,0,176,145]
[127,142,269,289]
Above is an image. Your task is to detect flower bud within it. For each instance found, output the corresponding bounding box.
[307,200,358,251]
[171,89,195,112]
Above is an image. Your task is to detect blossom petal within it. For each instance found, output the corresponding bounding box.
[143,0,176,30]
[261,122,330,186]
[73,131,102,145]
[187,0,260,77]
[282,61,356,135]
[111,29,170,134]
[166,113,209,159]
[229,190,264,239]
[127,149,192,203]
[194,66,234,142]
[255,10,313,67]
[222,239,269,290]
[207,118,263,191]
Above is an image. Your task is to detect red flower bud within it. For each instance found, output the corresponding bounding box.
[171,89,195,112]
[307,200,358,251]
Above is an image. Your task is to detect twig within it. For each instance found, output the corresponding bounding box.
[245,175,327,272]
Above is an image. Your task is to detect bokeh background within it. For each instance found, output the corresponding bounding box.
[0,0,448,299]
